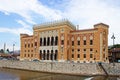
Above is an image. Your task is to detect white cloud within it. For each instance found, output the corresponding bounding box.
[17,20,30,28]
[0,0,120,46]
[0,0,62,24]
[61,0,120,45]
[0,27,32,35]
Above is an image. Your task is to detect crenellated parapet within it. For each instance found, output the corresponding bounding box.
[33,19,76,30]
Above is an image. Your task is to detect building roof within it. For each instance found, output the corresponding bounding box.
[94,23,109,28]
[33,19,76,30]
[20,34,33,38]
[109,48,120,53]
[0,53,11,57]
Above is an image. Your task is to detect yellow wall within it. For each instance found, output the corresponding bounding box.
[20,21,109,63]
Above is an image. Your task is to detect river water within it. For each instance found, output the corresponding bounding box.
[0,68,119,80]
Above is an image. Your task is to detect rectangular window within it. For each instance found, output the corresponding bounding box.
[84,54,86,58]
[61,40,64,45]
[84,40,86,45]
[90,40,93,45]
[31,43,33,47]
[72,41,74,46]
[35,42,37,46]
[25,44,26,48]
[31,54,33,57]
[72,54,74,58]
[28,54,30,57]
[28,44,30,48]
[72,49,74,53]
[90,54,93,58]
[90,48,93,51]
[78,54,80,58]
[84,49,86,52]
[78,41,80,45]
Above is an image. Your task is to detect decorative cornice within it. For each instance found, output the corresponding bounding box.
[70,28,98,33]
[33,19,76,30]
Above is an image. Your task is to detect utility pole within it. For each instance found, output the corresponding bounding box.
[111,33,115,66]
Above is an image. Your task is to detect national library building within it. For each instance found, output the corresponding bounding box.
[20,20,109,63]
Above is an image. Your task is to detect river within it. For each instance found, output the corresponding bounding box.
[0,68,119,80]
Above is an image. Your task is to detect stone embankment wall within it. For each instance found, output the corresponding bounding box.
[0,60,119,76]
[102,63,120,76]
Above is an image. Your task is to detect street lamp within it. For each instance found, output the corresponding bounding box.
[111,33,115,66]
[13,44,15,54]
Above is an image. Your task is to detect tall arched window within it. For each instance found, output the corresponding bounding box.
[44,37,46,46]
[47,37,50,46]
[43,50,46,60]
[40,38,42,46]
[51,50,53,60]
[55,50,58,60]
[47,50,49,60]
[55,36,58,45]
[51,37,54,46]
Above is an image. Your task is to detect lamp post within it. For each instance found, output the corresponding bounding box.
[13,44,15,54]
[111,33,115,66]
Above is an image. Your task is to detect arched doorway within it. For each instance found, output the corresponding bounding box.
[47,50,49,60]
[55,50,58,60]
[43,50,46,60]
[51,50,53,60]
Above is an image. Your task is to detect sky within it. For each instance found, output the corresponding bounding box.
[0,0,120,51]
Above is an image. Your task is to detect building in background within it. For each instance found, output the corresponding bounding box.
[108,48,120,63]
[20,19,109,63]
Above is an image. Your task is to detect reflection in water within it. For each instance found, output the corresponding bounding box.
[0,68,119,80]
[91,76,119,80]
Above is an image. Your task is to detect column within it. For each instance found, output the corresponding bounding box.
[49,53,51,60]
[52,53,54,61]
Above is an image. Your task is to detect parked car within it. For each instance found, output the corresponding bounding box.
[2,58,8,60]
[32,59,39,62]
[0,57,3,60]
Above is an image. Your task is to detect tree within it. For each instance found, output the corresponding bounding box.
[6,49,10,53]
[0,49,4,53]
[110,44,120,49]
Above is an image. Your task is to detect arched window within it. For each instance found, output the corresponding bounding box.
[51,50,53,60]
[40,50,42,54]
[40,38,42,46]
[47,37,50,46]
[43,50,46,60]
[55,36,58,45]
[44,37,46,46]
[47,50,49,60]
[51,37,54,46]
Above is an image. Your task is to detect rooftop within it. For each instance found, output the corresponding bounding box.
[33,19,76,30]
[94,23,109,28]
